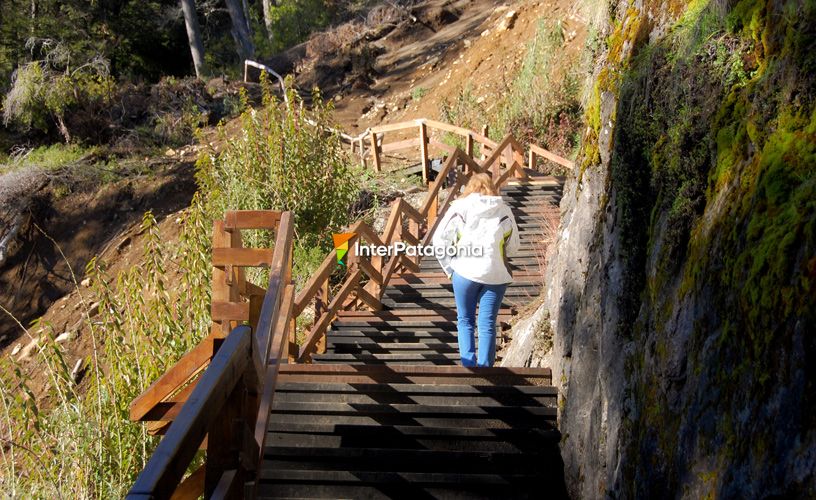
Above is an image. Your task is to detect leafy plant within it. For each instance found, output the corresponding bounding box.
[2,41,114,143]
[0,206,211,497]
[196,77,361,250]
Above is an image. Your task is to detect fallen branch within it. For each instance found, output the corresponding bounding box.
[0,211,24,268]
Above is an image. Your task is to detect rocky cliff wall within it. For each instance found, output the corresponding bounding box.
[545,0,816,497]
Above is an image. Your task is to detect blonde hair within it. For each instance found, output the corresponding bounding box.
[462,173,497,197]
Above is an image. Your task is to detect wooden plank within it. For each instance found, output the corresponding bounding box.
[251,283,295,496]
[335,308,513,318]
[399,254,420,273]
[254,211,294,372]
[427,193,438,229]
[422,173,466,247]
[141,374,201,423]
[355,286,381,311]
[380,137,420,153]
[212,220,233,335]
[428,140,455,155]
[170,465,205,500]
[293,251,336,316]
[248,294,263,332]
[244,282,266,297]
[279,364,552,378]
[130,331,220,422]
[419,122,430,184]
[423,119,470,136]
[420,152,457,217]
[224,211,282,230]
[509,137,529,179]
[357,258,383,285]
[466,133,474,160]
[127,327,251,499]
[212,248,274,267]
[401,230,419,247]
[400,201,423,223]
[211,301,250,322]
[530,143,574,169]
[381,200,404,245]
[298,269,362,361]
[268,284,295,365]
[370,132,382,172]
[315,277,329,355]
[370,121,418,134]
[210,469,239,499]
[459,150,485,175]
[349,220,385,248]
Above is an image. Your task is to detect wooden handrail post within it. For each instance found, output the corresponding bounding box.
[370,132,382,172]
[419,121,430,184]
[213,221,238,336]
[205,372,246,497]
[481,125,489,160]
[365,253,383,298]
[465,133,474,164]
[428,193,439,229]
[529,148,536,171]
[315,277,329,355]
[287,316,297,363]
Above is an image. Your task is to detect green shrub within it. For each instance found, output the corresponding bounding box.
[1,143,94,174]
[196,78,361,250]
[2,54,114,143]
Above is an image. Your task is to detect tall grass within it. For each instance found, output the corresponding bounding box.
[0,206,210,497]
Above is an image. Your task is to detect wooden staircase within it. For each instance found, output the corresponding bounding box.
[257,181,567,498]
[126,124,570,500]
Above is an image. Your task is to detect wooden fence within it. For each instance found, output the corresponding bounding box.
[242,60,573,179]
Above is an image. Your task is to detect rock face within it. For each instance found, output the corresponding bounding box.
[543,0,816,497]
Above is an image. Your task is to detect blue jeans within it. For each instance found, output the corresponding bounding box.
[451,271,508,367]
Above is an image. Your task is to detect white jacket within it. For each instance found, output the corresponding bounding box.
[431,193,521,284]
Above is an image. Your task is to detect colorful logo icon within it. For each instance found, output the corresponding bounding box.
[332,233,355,266]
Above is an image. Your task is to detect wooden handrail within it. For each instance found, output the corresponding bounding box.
[128,210,295,499]
[127,325,252,498]
[363,118,562,181]
[529,143,574,169]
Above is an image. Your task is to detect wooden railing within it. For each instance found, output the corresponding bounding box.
[240,66,573,178]
[293,133,545,363]
[127,210,294,499]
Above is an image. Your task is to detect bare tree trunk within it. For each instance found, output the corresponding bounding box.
[180,0,206,78]
[30,0,37,34]
[261,0,275,43]
[242,0,252,34]
[225,0,255,62]
[0,213,24,269]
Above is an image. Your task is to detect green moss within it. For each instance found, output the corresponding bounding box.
[600,0,816,494]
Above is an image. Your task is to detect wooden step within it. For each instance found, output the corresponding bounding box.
[277,365,552,385]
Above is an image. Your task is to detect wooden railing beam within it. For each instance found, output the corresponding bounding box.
[127,326,251,499]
